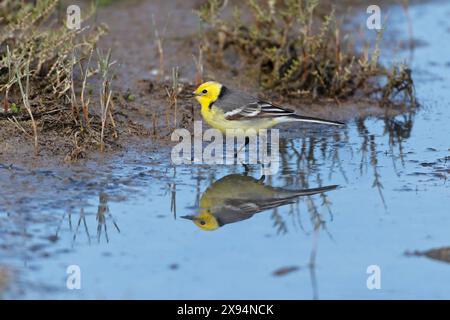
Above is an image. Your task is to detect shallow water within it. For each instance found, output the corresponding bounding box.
[1,1,449,299]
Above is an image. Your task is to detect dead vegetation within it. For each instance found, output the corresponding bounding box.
[0,0,147,161]
[197,0,416,107]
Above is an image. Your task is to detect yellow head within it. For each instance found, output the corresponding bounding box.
[192,81,223,108]
[181,212,220,231]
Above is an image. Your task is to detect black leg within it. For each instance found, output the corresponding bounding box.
[234,137,250,159]
[243,163,250,175]
[239,137,251,173]
[257,173,265,183]
[257,163,266,183]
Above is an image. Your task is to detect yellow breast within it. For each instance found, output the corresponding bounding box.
[200,103,278,133]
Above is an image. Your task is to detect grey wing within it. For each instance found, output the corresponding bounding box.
[217,88,295,121]
[215,87,258,113]
[223,198,298,215]
[213,204,256,225]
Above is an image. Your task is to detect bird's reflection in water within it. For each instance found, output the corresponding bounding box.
[181,173,338,231]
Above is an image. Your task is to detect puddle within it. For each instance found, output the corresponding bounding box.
[1,1,450,299]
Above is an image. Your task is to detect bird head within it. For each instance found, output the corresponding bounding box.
[181,211,220,231]
[192,81,222,107]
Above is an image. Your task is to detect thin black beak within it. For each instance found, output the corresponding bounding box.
[181,215,195,221]
[186,92,197,98]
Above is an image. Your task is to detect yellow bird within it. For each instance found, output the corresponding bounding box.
[181,174,338,231]
[192,81,344,133]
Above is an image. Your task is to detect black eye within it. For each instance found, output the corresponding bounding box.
[202,89,208,94]
[200,220,206,225]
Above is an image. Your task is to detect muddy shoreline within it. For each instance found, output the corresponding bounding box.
[0,0,416,168]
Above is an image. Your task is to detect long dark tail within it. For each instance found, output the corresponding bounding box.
[286,114,345,126]
[291,184,339,196]
[256,185,339,212]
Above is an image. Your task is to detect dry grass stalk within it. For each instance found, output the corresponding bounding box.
[193,46,204,86]
[97,49,116,152]
[152,112,158,137]
[15,56,38,155]
[151,14,168,82]
[164,67,180,129]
